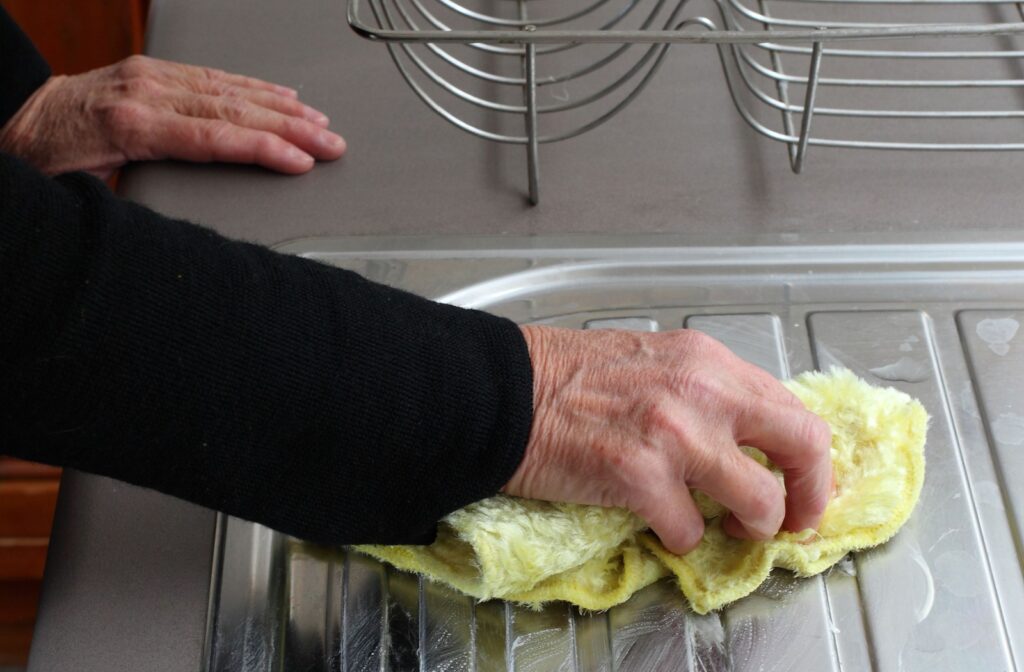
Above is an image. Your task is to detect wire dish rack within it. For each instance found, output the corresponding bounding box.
[348,0,1024,203]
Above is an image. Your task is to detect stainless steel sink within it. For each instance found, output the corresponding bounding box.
[205,238,1024,672]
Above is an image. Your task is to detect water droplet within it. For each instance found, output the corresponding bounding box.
[973,481,1001,507]
[959,388,980,418]
[898,335,919,353]
[976,317,1018,356]
[992,413,1024,446]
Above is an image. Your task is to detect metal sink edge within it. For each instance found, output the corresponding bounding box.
[202,238,1024,672]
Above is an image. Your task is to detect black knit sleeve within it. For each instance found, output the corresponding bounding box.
[0,152,533,545]
[0,7,51,128]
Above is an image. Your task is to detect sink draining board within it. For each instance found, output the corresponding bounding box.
[205,240,1024,672]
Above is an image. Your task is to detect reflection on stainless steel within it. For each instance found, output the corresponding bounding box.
[809,310,1012,671]
[420,580,475,671]
[207,242,1024,671]
[684,314,789,377]
[508,604,576,671]
[609,579,727,671]
[958,311,1024,571]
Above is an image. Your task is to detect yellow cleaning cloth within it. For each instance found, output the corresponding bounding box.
[357,368,928,614]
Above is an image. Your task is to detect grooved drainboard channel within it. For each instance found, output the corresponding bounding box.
[206,243,1024,672]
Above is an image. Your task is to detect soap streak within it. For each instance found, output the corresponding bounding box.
[869,357,931,383]
[910,551,935,623]
[926,528,959,553]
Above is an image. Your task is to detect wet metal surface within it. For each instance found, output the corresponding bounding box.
[207,242,1024,672]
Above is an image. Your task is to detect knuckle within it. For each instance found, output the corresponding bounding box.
[673,368,721,399]
[681,435,718,482]
[201,66,224,82]
[187,77,228,96]
[749,372,798,405]
[747,477,781,521]
[117,54,150,78]
[675,372,741,423]
[740,396,784,437]
[681,327,712,343]
[808,477,832,514]
[798,413,833,457]
[281,98,305,115]
[676,328,718,354]
[270,116,299,140]
[198,121,230,148]
[252,132,281,156]
[281,116,308,137]
[101,101,148,132]
[121,76,159,98]
[216,99,248,123]
[744,394,775,421]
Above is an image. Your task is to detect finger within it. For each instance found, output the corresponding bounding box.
[172,76,330,127]
[735,400,833,533]
[722,511,756,539]
[688,441,786,540]
[237,88,330,127]
[674,329,803,410]
[210,69,299,98]
[148,111,315,173]
[168,60,299,98]
[174,94,345,160]
[634,486,706,555]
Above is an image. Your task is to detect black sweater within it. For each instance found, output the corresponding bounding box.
[0,8,533,545]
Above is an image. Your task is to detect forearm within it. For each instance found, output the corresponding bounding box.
[0,153,533,545]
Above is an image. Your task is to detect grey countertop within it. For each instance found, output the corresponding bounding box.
[28,0,1023,670]
[116,0,1024,245]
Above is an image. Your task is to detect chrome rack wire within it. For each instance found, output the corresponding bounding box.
[348,0,1024,204]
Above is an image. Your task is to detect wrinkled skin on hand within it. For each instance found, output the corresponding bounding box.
[0,55,345,179]
[502,326,834,555]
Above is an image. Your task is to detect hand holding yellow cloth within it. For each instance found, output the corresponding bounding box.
[357,368,928,614]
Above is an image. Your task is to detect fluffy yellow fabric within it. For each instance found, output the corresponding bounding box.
[357,368,928,614]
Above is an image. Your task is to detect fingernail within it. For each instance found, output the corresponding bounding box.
[300,104,329,125]
[287,146,315,168]
[749,523,777,540]
[318,131,346,152]
[278,86,299,98]
[722,514,748,540]
[725,513,774,541]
